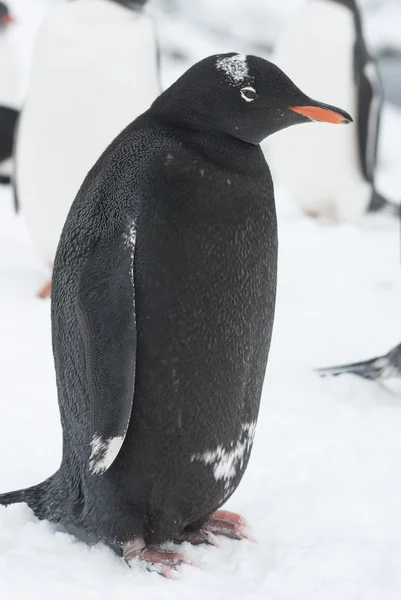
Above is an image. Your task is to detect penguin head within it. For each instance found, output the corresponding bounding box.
[153,53,352,145]
[0,3,13,28]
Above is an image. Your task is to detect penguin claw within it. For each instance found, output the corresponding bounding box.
[37,279,52,299]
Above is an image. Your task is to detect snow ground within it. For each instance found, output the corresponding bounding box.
[1,1,401,599]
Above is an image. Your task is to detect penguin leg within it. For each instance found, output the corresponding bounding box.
[124,538,193,579]
[37,279,52,299]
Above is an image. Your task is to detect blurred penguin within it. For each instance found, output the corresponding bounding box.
[0,2,19,185]
[14,0,160,298]
[268,0,397,222]
[316,341,401,382]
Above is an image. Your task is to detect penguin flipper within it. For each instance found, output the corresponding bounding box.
[0,105,19,163]
[354,44,382,184]
[76,227,137,475]
[316,343,401,381]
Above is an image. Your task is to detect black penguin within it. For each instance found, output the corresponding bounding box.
[0,53,351,577]
[338,0,394,213]
[0,2,19,185]
[316,341,401,381]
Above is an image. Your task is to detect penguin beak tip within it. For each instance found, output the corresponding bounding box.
[289,104,353,125]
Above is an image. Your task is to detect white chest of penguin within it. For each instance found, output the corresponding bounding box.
[16,0,159,267]
[268,0,370,222]
[0,32,19,108]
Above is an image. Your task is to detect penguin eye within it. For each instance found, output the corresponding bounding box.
[240,87,258,102]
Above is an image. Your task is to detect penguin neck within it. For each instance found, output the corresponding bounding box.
[154,111,265,174]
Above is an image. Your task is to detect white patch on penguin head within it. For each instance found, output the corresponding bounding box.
[191,421,257,490]
[89,434,125,475]
[216,54,249,85]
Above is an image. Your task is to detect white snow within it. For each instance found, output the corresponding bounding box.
[1,0,401,598]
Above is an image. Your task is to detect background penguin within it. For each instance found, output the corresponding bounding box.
[0,53,351,577]
[0,2,19,185]
[14,0,160,298]
[316,341,401,381]
[268,0,396,222]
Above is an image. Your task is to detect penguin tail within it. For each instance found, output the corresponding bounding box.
[0,474,59,520]
[367,190,399,216]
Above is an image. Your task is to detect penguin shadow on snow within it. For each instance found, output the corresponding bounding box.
[0,51,352,578]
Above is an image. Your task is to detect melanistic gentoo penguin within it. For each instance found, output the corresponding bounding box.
[0,2,19,185]
[270,0,396,222]
[0,53,351,577]
[317,341,401,381]
[14,0,159,298]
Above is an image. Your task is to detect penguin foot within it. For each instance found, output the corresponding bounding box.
[124,538,193,579]
[37,279,52,299]
[203,510,256,542]
[173,528,220,546]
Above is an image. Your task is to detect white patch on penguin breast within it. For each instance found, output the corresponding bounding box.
[89,434,125,474]
[123,220,136,297]
[216,54,249,85]
[191,422,257,489]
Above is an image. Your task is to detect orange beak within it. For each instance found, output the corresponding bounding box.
[1,14,14,25]
[289,104,352,125]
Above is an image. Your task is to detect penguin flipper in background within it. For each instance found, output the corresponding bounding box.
[75,230,137,476]
[316,342,401,381]
[352,16,398,214]
[0,105,18,184]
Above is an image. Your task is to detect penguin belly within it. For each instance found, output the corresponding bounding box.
[16,0,159,266]
[99,169,275,544]
[269,1,370,222]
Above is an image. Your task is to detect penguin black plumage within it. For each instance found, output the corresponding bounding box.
[270,0,397,222]
[0,2,19,185]
[0,53,351,577]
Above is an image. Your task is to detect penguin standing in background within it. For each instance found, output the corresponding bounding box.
[0,53,351,578]
[269,0,396,222]
[0,2,19,185]
[14,0,160,298]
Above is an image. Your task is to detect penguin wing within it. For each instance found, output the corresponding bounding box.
[76,224,137,475]
[355,48,382,183]
[0,105,19,163]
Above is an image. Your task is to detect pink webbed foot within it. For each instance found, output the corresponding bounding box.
[37,279,52,299]
[203,509,255,542]
[177,509,255,547]
[124,539,193,579]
